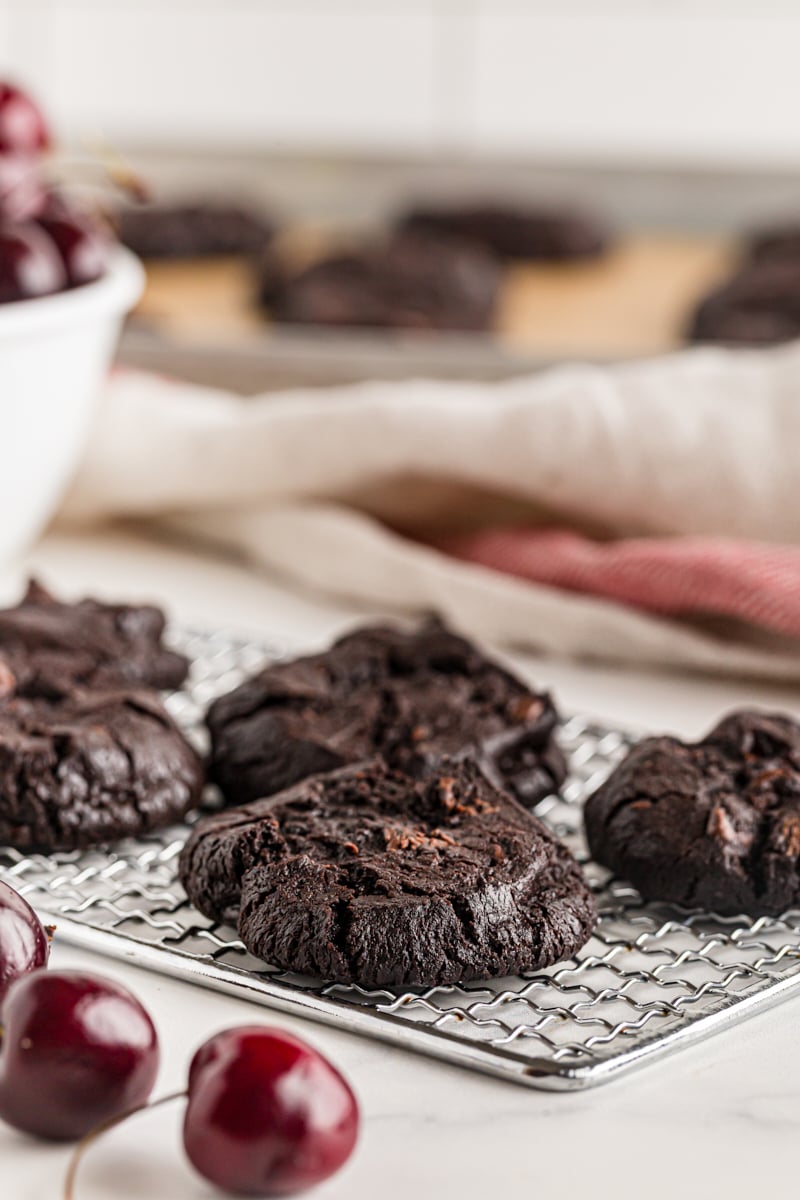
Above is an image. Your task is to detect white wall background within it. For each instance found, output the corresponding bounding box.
[2,0,800,166]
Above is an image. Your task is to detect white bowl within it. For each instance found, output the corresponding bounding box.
[0,247,144,564]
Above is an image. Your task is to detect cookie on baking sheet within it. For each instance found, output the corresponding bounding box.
[262,234,500,332]
[686,259,800,346]
[584,710,800,916]
[206,618,566,812]
[0,687,204,851]
[0,579,189,698]
[179,758,596,989]
[747,222,800,267]
[116,201,273,260]
[396,202,610,261]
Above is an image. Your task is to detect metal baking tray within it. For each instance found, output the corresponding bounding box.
[2,626,799,1091]
[118,325,566,391]
[114,149,800,391]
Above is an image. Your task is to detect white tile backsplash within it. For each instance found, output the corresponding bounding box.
[0,0,799,165]
[472,10,800,165]
[0,11,10,61]
[43,4,437,149]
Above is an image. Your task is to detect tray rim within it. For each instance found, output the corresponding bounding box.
[40,909,800,1092]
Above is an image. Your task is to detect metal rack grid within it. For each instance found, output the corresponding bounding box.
[2,627,799,1091]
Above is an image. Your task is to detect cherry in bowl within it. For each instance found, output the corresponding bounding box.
[37,197,110,288]
[0,82,49,155]
[0,220,67,303]
[0,153,47,223]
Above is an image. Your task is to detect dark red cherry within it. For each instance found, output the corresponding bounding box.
[37,197,109,287]
[183,1026,359,1196]
[0,221,67,302]
[0,153,47,222]
[0,82,49,154]
[0,880,49,1006]
[0,970,159,1141]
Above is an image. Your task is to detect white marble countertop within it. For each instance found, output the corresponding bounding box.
[2,527,800,1200]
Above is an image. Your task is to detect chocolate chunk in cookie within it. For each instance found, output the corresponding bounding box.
[0,686,203,851]
[180,758,596,988]
[397,203,610,261]
[0,580,189,698]
[207,619,566,811]
[585,710,800,915]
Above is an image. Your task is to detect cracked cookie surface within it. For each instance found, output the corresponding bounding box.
[207,619,566,812]
[180,758,596,989]
[0,579,189,698]
[584,710,800,915]
[0,688,204,850]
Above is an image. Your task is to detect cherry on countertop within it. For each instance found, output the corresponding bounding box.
[183,1025,360,1196]
[0,879,49,1006]
[0,969,159,1141]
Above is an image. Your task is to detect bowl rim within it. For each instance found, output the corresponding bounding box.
[0,245,145,336]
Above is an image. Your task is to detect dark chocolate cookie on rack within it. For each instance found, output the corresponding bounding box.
[180,757,596,988]
[207,618,566,811]
[116,201,273,260]
[396,202,610,261]
[261,233,501,332]
[0,579,189,699]
[0,684,203,851]
[585,710,800,916]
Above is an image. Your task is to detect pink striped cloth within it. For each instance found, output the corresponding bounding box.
[433,528,800,640]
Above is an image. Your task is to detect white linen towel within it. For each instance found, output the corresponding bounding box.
[60,341,800,680]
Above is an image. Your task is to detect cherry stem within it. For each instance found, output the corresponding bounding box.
[78,139,151,203]
[45,140,151,205]
[62,1090,187,1200]
[50,159,150,204]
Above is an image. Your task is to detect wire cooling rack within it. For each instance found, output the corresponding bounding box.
[2,627,800,1091]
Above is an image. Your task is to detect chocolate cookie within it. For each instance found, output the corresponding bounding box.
[397,203,609,261]
[262,234,500,331]
[0,580,189,698]
[180,758,596,988]
[207,619,566,811]
[116,201,273,260]
[585,710,800,915]
[748,223,800,267]
[686,260,800,346]
[0,687,203,850]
